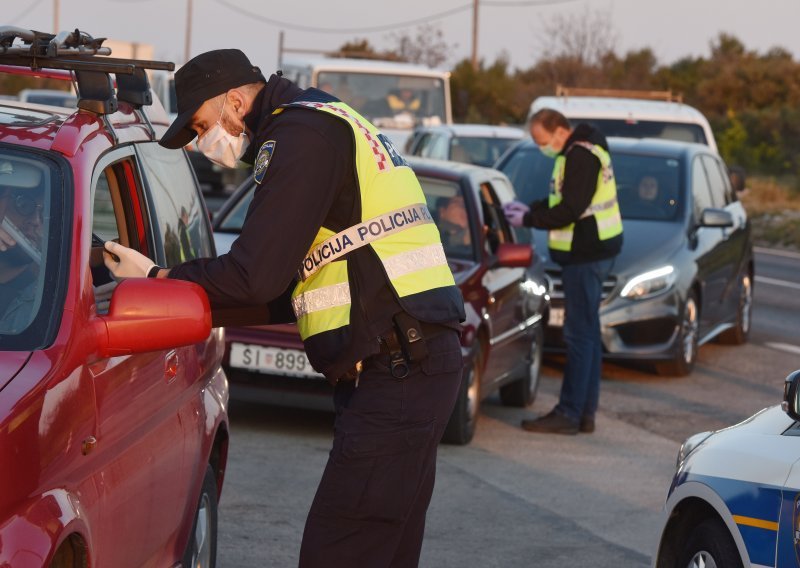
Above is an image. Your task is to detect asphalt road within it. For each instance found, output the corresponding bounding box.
[216,247,800,567]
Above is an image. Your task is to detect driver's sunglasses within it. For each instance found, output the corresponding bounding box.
[11,191,44,218]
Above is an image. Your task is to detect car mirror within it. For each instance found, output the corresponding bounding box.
[699,208,733,228]
[492,243,532,268]
[92,278,211,357]
[782,369,800,421]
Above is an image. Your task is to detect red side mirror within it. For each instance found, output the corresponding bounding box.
[495,243,532,268]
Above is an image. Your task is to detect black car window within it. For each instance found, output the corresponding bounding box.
[90,158,148,313]
[577,119,708,146]
[418,176,475,261]
[610,153,681,221]
[0,149,64,346]
[701,154,728,207]
[479,182,511,255]
[496,144,552,204]
[137,143,214,267]
[691,156,714,220]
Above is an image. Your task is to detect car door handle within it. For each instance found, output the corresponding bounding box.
[164,350,179,384]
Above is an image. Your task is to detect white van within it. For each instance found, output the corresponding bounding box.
[280,55,452,149]
[529,87,717,152]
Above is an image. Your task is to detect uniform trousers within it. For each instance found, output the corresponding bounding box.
[299,330,463,568]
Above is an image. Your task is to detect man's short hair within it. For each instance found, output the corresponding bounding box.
[529,108,571,132]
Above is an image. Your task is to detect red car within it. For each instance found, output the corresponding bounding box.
[213,157,548,445]
[0,30,228,567]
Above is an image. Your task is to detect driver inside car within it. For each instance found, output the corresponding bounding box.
[0,161,44,332]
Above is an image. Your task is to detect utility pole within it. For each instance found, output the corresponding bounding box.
[53,0,60,32]
[184,0,193,64]
[471,0,479,71]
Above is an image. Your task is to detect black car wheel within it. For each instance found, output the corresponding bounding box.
[442,343,482,445]
[678,518,742,568]
[717,272,752,345]
[657,291,699,377]
[499,326,543,407]
[181,464,218,568]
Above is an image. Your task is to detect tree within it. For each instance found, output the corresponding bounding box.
[535,9,618,67]
[388,23,456,69]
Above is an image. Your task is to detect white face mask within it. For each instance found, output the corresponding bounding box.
[197,97,249,168]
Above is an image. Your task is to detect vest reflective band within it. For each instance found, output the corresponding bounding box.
[547,141,623,252]
[298,203,434,281]
[285,99,456,341]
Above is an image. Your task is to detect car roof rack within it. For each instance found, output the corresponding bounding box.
[0,26,174,125]
[555,84,683,104]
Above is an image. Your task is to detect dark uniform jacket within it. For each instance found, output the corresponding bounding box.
[169,74,464,380]
[523,123,623,266]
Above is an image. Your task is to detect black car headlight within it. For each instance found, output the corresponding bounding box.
[620,265,676,300]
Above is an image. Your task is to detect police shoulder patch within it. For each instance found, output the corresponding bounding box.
[254,140,276,185]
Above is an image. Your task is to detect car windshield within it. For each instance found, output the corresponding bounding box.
[317,71,446,129]
[452,136,520,167]
[217,178,475,261]
[576,118,707,146]
[417,176,475,261]
[0,147,65,349]
[498,143,682,221]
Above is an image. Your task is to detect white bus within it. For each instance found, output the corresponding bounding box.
[280,56,452,149]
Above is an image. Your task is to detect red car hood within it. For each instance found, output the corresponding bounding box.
[0,352,32,392]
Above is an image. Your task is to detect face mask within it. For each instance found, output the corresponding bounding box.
[197,97,249,168]
[539,144,559,159]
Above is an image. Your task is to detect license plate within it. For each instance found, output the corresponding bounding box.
[549,307,564,328]
[229,343,323,379]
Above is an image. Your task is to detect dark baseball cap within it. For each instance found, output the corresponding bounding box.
[159,49,266,149]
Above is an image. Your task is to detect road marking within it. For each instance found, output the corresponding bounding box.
[755,275,800,290]
[766,342,800,356]
[754,246,800,260]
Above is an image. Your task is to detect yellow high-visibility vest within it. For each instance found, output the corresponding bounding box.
[547,141,623,252]
[280,99,459,341]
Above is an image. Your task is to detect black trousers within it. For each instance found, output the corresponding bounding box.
[299,330,463,568]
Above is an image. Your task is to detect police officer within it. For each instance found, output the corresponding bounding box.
[103,49,465,567]
[504,108,623,435]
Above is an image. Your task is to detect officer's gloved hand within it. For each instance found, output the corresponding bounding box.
[503,201,530,228]
[103,241,156,280]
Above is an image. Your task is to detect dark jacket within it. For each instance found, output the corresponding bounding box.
[169,74,463,380]
[524,123,623,265]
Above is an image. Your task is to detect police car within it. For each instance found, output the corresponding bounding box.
[653,369,800,568]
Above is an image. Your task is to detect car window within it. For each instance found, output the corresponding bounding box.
[417,176,475,261]
[452,136,520,168]
[576,119,708,146]
[692,156,714,220]
[611,153,681,221]
[425,134,449,160]
[716,160,736,204]
[701,154,728,208]
[496,144,552,204]
[479,182,512,255]
[137,143,214,267]
[411,133,433,155]
[0,148,65,346]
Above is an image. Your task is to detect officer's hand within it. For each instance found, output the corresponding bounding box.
[103,241,156,280]
[503,201,530,228]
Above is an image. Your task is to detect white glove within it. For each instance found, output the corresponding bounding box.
[103,241,156,280]
[503,201,530,228]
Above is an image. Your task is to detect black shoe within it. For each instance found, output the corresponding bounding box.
[521,410,579,435]
[579,415,595,433]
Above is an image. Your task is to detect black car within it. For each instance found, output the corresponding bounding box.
[213,158,548,444]
[496,138,754,376]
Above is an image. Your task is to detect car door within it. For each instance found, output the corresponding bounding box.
[477,178,528,384]
[701,154,749,321]
[769,424,800,567]
[87,148,199,567]
[690,154,728,329]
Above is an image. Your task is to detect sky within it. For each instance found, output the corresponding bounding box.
[8,0,800,74]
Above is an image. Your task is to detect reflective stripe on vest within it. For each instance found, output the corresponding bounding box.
[284,100,456,340]
[547,141,623,252]
[298,203,434,281]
